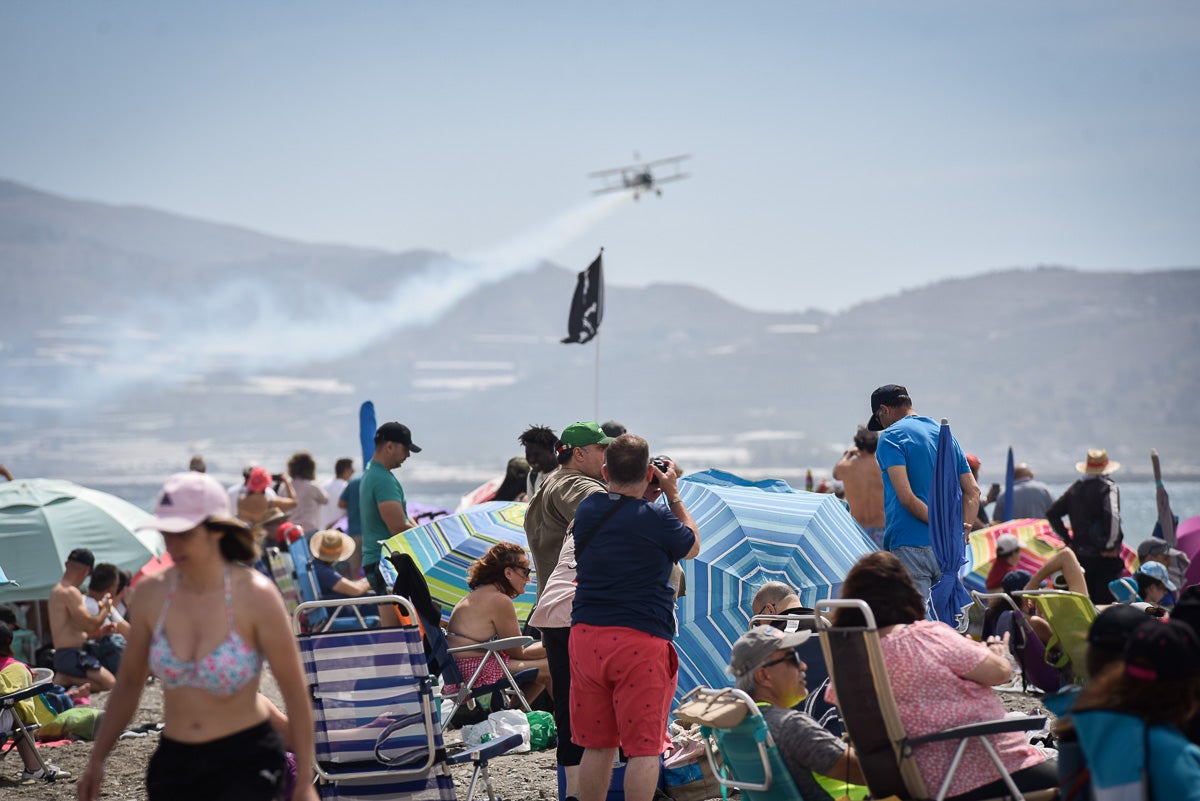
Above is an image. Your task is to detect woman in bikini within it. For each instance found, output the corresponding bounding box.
[444,542,551,703]
[78,472,316,801]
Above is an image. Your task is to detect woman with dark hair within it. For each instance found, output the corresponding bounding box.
[444,541,550,702]
[78,472,315,801]
[1067,619,1200,799]
[284,451,328,534]
[828,552,1055,801]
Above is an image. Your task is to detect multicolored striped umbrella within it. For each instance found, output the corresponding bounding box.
[674,470,876,704]
[379,500,536,626]
[960,518,1137,593]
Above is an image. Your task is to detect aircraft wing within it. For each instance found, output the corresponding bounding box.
[590,184,631,195]
[588,165,638,178]
[642,154,691,168]
[653,172,690,185]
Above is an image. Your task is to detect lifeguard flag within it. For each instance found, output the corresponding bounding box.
[561,251,604,344]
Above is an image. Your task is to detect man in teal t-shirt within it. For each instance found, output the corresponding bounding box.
[360,421,421,626]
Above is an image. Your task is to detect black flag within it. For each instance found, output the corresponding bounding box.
[561,251,604,344]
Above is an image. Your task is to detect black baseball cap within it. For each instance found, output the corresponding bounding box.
[375,422,422,453]
[67,548,95,569]
[867,384,911,431]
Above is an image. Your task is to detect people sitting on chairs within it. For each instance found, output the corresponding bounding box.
[829,552,1057,801]
[1133,562,1178,610]
[445,542,550,703]
[1068,619,1200,799]
[309,530,371,599]
[728,626,864,801]
[0,623,68,781]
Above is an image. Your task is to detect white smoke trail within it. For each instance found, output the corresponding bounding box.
[66,192,634,393]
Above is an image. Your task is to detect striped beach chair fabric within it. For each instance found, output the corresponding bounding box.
[266,547,302,617]
[296,595,455,801]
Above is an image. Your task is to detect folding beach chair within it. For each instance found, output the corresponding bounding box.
[674,686,798,801]
[815,598,1055,801]
[971,591,1063,694]
[0,667,56,780]
[1014,590,1096,685]
[289,538,380,633]
[750,612,843,738]
[294,595,520,801]
[382,551,538,731]
[265,546,302,618]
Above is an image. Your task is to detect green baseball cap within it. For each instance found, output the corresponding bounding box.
[559,421,614,449]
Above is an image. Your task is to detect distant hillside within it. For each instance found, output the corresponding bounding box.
[2,179,1198,485]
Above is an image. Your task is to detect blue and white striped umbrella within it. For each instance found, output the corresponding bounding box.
[673,469,875,704]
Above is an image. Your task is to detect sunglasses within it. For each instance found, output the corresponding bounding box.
[509,565,532,578]
[760,649,802,670]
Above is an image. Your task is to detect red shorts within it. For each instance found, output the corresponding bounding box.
[568,623,677,757]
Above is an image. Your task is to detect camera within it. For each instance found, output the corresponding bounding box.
[272,473,285,483]
[650,456,672,484]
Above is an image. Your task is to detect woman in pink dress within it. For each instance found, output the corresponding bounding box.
[828,552,1056,800]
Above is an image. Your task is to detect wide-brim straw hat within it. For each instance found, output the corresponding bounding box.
[1076,448,1120,475]
[309,529,357,562]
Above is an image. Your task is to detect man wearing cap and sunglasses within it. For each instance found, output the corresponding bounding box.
[360,422,422,626]
[728,627,865,801]
[867,384,980,609]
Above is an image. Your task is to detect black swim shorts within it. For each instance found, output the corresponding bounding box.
[147,720,286,801]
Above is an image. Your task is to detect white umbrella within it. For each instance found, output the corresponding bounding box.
[0,479,163,603]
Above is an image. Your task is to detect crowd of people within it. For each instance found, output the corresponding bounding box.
[3,380,1198,801]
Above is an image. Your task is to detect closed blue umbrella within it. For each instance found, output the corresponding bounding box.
[673,469,874,704]
[359,400,377,472]
[928,419,972,626]
[1003,446,1015,523]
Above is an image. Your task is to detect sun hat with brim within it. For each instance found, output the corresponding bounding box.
[143,472,247,534]
[1136,560,1178,592]
[310,529,356,562]
[728,625,811,677]
[1076,448,1120,475]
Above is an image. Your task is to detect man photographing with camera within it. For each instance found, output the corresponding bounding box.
[568,433,700,801]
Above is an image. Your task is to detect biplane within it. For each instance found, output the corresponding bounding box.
[588,154,691,199]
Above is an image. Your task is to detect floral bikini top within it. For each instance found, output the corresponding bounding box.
[148,567,262,696]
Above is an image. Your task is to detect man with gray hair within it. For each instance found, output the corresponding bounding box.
[728,627,865,801]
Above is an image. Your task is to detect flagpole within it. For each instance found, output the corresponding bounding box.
[594,332,601,421]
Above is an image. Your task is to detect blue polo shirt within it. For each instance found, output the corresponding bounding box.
[875,414,969,550]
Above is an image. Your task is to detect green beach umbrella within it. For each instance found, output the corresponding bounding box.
[0,479,164,603]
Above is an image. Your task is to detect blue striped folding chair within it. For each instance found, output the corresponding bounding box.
[295,595,518,801]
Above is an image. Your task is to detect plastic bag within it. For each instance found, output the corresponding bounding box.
[487,708,531,753]
[526,710,556,751]
[460,718,497,747]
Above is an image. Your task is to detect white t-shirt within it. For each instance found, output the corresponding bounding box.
[322,477,349,528]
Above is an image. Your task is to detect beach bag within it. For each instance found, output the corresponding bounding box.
[526,710,556,751]
[488,708,531,753]
[662,731,722,801]
[37,707,102,741]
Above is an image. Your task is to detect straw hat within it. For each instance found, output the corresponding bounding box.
[1076,448,1120,475]
[309,529,356,562]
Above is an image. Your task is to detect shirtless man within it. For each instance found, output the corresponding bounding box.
[833,426,886,547]
[48,549,116,691]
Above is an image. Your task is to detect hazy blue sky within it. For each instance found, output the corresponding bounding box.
[2,2,1197,311]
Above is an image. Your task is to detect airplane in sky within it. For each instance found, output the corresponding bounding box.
[588,154,691,199]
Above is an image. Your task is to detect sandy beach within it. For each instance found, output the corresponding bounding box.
[3,668,1047,801]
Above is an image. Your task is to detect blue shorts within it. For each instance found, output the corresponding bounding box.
[52,645,102,678]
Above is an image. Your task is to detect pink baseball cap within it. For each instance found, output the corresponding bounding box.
[143,472,247,533]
